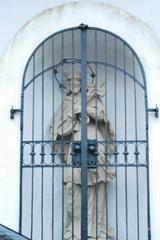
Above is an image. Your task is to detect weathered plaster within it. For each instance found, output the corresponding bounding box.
[0,1,160,239]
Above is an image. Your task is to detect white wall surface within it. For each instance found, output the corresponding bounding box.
[0,0,160,240]
[1,0,160,58]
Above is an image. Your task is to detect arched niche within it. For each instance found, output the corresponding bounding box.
[0,3,160,240]
[21,26,149,240]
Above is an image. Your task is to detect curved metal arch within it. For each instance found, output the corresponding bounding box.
[21,25,147,92]
[23,61,145,91]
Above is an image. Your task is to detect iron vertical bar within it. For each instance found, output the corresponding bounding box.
[94,31,98,140]
[137,36,152,240]
[19,89,24,234]
[146,101,151,240]
[123,43,128,240]
[114,37,118,240]
[81,28,88,240]
[71,29,75,240]
[95,30,98,240]
[51,36,55,240]
[104,33,109,240]
[31,54,35,239]
[61,32,65,240]
[133,54,140,240]
[41,44,44,240]
[144,66,151,240]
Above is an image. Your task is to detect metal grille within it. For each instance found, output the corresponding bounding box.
[20,25,151,240]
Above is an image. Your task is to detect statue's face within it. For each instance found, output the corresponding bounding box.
[66,77,81,95]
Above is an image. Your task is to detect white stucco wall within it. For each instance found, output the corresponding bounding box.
[1,0,160,58]
[0,1,160,239]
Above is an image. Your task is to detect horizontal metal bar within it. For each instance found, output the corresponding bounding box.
[10,106,22,119]
[147,105,159,118]
[87,60,145,89]
[24,59,81,90]
[24,60,144,90]
[22,163,147,168]
[22,140,147,144]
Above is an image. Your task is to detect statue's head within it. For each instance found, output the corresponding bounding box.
[64,72,81,95]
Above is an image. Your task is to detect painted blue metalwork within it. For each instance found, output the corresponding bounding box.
[19,25,151,240]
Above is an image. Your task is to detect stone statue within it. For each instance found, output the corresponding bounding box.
[52,72,115,240]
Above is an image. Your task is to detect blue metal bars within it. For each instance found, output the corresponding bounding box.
[80,26,88,240]
[20,26,151,240]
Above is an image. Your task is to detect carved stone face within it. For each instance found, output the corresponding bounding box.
[64,72,81,95]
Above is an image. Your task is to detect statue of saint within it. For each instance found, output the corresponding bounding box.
[52,72,115,240]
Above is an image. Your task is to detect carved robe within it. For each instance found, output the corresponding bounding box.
[53,81,114,240]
